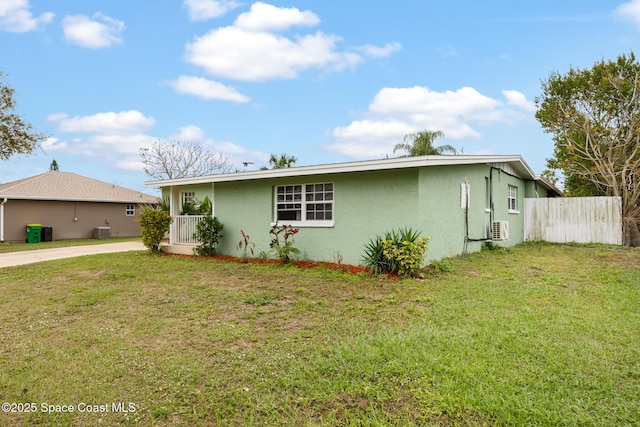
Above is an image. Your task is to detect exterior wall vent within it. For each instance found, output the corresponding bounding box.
[492,221,509,241]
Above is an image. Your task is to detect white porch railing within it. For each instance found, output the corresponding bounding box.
[171,215,207,245]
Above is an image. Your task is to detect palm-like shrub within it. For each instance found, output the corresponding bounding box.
[362,227,429,277]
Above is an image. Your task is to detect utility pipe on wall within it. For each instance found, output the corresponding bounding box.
[0,198,7,243]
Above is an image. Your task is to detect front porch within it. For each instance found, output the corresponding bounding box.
[162,214,206,254]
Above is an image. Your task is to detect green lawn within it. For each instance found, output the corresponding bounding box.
[0,242,638,426]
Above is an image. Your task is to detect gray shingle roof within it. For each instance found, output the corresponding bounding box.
[0,171,158,204]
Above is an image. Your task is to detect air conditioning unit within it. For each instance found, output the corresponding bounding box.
[492,221,509,241]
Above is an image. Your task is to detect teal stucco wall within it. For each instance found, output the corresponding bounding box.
[213,169,421,264]
[171,164,532,265]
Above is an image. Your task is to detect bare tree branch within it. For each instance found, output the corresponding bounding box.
[140,140,232,180]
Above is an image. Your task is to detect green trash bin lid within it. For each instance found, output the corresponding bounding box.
[27,223,42,227]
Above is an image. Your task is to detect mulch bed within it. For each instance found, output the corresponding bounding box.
[162,252,375,275]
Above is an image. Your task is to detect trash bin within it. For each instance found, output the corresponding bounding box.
[26,224,42,243]
[41,227,53,242]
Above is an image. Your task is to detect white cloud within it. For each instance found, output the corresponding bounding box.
[115,158,146,171]
[47,110,156,134]
[44,110,157,170]
[168,75,250,103]
[356,42,402,58]
[0,0,53,32]
[169,125,269,168]
[77,134,157,169]
[327,119,413,158]
[45,114,263,172]
[184,3,397,82]
[62,13,125,49]
[502,89,536,112]
[326,86,536,159]
[186,26,361,81]
[234,2,320,32]
[615,0,640,25]
[184,0,241,21]
[40,137,67,152]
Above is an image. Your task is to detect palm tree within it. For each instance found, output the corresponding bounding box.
[393,130,457,157]
[261,153,298,169]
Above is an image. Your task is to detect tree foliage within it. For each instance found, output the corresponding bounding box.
[393,130,456,157]
[535,52,640,227]
[261,153,297,169]
[1,70,47,160]
[140,139,232,180]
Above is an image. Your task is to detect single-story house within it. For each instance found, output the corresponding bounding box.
[0,171,158,242]
[145,155,561,264]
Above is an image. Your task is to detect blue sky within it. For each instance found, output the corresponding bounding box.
[1,0,640,193]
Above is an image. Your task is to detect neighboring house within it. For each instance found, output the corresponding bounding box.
[145,155,561,264]
[0,171,158,242]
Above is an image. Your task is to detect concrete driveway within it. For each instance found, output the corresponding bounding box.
[0,241,146,268]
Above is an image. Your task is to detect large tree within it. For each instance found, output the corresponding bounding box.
[1,70,46,160]
[140,139,232,180]
[535,52,640,239]
[260,153,297,170]
[393,130,456,156]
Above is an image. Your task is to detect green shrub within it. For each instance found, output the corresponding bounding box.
[140,208,173,253]
[383,236,430,277]
[362,227,429,276]
[269,222,300,264]
[193,216,224,256]
[430,258,454,274]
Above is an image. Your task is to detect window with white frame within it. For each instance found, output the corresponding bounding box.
[275,183,333,225]
[508,185,518,212]
[182,191,195,204]
[125,204,135,216]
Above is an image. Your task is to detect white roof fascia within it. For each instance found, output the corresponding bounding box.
[0,195,157,203]
[534,175,563,196]
[145,155,533,188]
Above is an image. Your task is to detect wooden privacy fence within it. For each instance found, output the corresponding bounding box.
[524,196,622,245]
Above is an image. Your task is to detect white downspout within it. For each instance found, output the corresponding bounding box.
[1,198,7,243]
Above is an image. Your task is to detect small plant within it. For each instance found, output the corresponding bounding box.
[430,258,454,274]
[269,222,300,264]
[140,207,173,253]
[362,234,397,274]
[236,229,255,262]
[362,227,429,277]
[193,216,224,256]
[482,241,505,253]
[333,250,343,265]
[382,236,430,277]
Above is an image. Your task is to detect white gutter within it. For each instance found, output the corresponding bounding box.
[1,198,7,243]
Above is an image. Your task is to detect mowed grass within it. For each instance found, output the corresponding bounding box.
[0,242,639,426]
